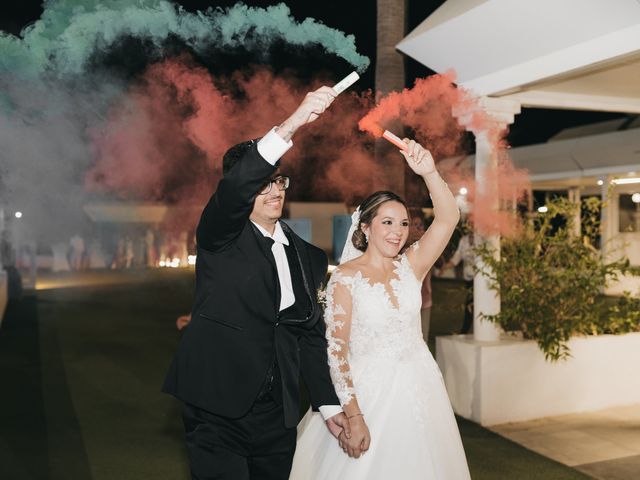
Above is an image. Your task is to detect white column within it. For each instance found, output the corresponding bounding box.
[600,175,615,260]
[454,97,521,342]
[473,131,502,341]
[568,187,581,238]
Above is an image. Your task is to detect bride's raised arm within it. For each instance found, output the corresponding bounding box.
[323,269,370,457]
[401,139,460,279]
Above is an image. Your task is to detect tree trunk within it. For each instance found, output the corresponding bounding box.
[375,0,407,197]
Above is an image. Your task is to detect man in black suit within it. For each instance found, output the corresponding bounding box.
[163,87,350,479]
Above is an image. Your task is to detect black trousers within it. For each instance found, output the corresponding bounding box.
[182,395,296,480]
[461,280,474,334]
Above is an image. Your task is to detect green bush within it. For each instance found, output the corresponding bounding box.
[475,196,640,361]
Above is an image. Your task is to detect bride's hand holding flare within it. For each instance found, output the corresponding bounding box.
[399,139,436,177]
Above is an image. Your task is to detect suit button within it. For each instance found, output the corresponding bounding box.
[275,322,280,327]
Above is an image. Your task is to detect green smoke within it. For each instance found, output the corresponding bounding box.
[0,0,370,77]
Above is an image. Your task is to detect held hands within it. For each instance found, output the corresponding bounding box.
[338,415,371,459]
[276,86,337,141]
[399,139,437,177]
[326,412,352,439]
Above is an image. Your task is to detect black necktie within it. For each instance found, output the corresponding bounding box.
[261,235,274,246]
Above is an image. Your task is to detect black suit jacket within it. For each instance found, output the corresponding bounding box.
[162,141,339,427]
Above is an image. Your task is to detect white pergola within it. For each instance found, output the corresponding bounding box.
[397,0,640,341]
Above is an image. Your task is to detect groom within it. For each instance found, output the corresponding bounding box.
[163,87,350,480]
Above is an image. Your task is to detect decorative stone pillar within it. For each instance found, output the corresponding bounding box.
[454,97,521,341]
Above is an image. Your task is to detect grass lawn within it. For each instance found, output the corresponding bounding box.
[0,270,590,479]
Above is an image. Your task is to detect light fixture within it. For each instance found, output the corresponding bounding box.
[597,179,604,186]
[612,177,640,185]
[537,206,548,213]
[459,187,468,195]
[14,211,22,218]
[632,193,640,204]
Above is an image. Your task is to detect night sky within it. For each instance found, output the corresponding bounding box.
[0,0,629,148]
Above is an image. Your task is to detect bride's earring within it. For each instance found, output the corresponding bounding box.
[365,232,370,243]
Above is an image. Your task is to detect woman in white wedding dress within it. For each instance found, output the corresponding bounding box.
[289,139,471,479]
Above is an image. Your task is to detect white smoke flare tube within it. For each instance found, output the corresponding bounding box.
[332,71,360,94]
[382,130,408,151]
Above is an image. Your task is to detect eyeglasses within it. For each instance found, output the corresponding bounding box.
[258,175,290,195]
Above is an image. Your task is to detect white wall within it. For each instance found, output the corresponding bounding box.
[437,333,640,426]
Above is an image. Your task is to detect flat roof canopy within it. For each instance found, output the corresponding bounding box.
[398,0,640,113]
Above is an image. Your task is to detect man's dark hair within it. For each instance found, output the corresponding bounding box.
[222,140,257,175]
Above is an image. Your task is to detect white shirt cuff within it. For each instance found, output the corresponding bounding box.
[319,405,343,421]
[257,127,293,165]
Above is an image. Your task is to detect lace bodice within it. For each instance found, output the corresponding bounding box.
[324,252,427,406]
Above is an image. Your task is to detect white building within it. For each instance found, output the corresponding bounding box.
[398,0,640,424]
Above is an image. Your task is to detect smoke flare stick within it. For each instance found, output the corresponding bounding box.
[333,71,360,94]
[382,130,408,151]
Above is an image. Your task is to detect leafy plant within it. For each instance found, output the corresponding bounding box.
[475,195,640,361]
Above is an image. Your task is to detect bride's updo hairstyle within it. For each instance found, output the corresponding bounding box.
[352,191,408,252]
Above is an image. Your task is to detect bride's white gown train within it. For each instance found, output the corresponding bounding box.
[289,253,471,479]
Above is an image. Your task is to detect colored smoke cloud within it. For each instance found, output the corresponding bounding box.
[0,0,371,244]
[0,0,369,77]
[86,58,385,230]
[359,72,530,237]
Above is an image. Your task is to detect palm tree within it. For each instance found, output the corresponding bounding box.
[375,0,407,196]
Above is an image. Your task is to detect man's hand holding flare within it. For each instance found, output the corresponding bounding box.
[275,72,360,142]
[276,86,337,142]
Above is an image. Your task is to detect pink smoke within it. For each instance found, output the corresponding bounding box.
[359,71,530,237]
[86,57,386,230]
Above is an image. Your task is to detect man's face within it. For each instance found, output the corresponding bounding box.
[250,176,287,224]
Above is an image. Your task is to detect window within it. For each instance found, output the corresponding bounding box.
[619,194,640,232]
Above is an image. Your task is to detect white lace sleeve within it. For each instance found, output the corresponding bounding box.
[323,271,356,407]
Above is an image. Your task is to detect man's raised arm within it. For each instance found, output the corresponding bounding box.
[196,87,337,252]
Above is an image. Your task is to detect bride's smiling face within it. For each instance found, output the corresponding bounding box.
[363,201,409,257]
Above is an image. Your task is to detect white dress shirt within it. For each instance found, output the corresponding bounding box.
[250,220,295,311]
[254,129,343,421]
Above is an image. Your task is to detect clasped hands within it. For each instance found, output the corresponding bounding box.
[326,412,371,459]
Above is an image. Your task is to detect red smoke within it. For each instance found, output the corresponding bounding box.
[87,58,529,237]
[359,71,530,237]
[86,57,385,231]
[359,71,469,160]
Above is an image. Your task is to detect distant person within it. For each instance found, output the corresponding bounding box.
[124,237,134,268]
[69,234,85,271]
[144,229,157,267]
[440,231,474,334]
[111,237,125,269]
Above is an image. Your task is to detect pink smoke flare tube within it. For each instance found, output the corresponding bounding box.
[382,130,408,151]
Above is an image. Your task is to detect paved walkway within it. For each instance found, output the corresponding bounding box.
[490,404,640,480]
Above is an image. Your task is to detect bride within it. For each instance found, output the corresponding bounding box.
[289,139,471,479]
